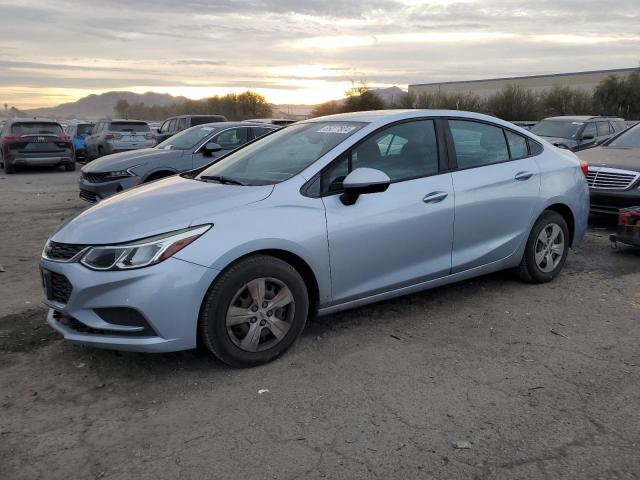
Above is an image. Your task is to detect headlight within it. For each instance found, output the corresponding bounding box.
[80,225,211,271]
[104,170,134,180]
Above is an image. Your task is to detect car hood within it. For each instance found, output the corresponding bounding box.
[539,136,577,148]
[82,148,184,173]
[52,176,274,244]
[579,147,640,171]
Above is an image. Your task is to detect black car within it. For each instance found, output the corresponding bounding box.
[0,119,75,174]
[156,115,227,144]
[581,123,640,215]
[530,116,626,152]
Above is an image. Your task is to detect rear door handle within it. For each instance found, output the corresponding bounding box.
[515,171,534,181]
[423,191,448,204]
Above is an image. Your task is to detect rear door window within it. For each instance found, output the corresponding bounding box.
[449,120,510,169]
[582,122,597,139]
[597,122,611,136]
[215,127,249,149]
[177,118,187,131]
[11,122,63,136]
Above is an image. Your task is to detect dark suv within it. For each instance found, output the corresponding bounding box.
[530,116,626,151]
[0,119,74,173]
[156,115,227,143]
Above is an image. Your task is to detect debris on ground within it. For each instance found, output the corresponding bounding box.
[258,389,269,395]
[550,328,569,339]
[453,441,472,449]
[0,265,5,272]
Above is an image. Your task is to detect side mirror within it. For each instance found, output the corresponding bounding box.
[340,168,390,206]
[581,134,595,141]
[202,142,222,156]
[157,128,161,134]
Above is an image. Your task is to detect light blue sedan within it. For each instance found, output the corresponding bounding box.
[41,110,589,367]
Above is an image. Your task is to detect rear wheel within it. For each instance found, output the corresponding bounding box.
[516,211,569,283]
[3,154,15,174]
[199,255,309,367]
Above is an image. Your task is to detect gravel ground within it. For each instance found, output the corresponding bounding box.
[0,168,639,480]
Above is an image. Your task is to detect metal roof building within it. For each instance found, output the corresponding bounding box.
[408,67,637,98]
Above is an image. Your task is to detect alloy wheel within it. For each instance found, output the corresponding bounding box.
[535,222,565,273]
[225,277,295,352]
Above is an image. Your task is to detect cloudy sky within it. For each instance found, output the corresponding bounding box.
[1,0,639,108]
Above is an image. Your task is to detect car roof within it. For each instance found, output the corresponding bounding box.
[10,118,60,124]
[544,116,624,121]
[193,121,278,128]
[97,118,148,123]
[300,109,534,132]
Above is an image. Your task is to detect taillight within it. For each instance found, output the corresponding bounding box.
[145,133,154,140]
[59,135,71,142]
[579,159,589,177]
[105,133,122,140]
[3,135,23,142]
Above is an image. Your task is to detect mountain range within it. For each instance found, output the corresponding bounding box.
[21,86,407,120]
[25,91,188,119]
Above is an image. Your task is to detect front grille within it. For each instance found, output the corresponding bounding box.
[79,188,97,203]
[82,171,112,183]
[587,167,640,190]
[50,272,72,304]
[45,241,86,261]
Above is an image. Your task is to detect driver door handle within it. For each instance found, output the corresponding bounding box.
[423,191,448,204]
[515,171,534,181]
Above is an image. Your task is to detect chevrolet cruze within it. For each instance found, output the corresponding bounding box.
[41,110,589,367]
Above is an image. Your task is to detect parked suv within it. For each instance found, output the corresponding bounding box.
[85,119,155,160]
[0,119,74,173]
[79,122,278,202]
[530,116,626,151]
[156,115,227,144]
[64,123,94,162]
[42,110,589,367]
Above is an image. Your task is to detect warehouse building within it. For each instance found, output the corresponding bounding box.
[408,67,636,98]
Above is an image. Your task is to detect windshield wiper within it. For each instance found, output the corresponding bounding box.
[199,175,247,186]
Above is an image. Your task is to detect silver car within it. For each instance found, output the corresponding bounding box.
[85,119,155,159]
[41,110,589,367]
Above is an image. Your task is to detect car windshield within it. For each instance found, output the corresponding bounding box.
[607,124,640,148]
[531,120,583,139]
[109,122,150,132]
[76,124,93,135]
[11,122,63,136]
[156,125,218,150]
[196,121,366,185]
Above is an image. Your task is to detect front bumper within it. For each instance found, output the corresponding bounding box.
[590,188,640,215]
[78,175,141,203]
[40,256,220,352]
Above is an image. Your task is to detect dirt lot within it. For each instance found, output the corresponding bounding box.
[1,169,639,480]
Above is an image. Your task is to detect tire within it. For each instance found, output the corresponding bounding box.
[65,161,76,172]
[199,255,309,367]
[97,146,104,158]
[3,156,15,174]
[516,211,570,283]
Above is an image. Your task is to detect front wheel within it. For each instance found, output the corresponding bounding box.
[199,255,309,367]
[516,211,569,283]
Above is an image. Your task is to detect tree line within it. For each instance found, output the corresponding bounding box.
[313,68,640,121]
[114,91,273,121]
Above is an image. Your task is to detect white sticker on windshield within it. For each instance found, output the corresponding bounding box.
[201,127,215,131]
[317,125,357,134]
